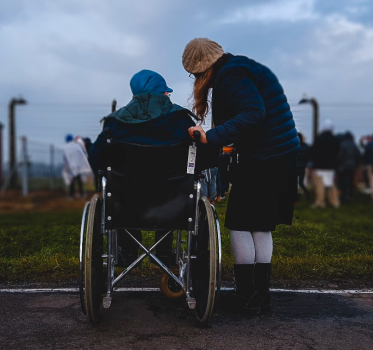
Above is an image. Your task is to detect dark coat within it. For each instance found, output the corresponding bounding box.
[89,109,197,174]
[206,54,300,160]
[364,141,373,166]
[338,136,361,171]
[311,131,340,170]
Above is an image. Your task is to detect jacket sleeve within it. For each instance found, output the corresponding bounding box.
[206,68,265,147]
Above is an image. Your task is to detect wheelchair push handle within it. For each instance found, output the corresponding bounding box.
[193,130,201,143]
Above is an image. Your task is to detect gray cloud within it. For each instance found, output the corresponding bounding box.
[0,0,372,155]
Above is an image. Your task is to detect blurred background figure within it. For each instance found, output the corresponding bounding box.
[75,136,88,157]
[360,135,373,196]
[337,132,361,203]
[83,137,92,154]
[75,135,95,192]
[62,134,92,199]
[310,119,340,208]
[201,167,218,205]
[364,135,373,201]
[296,132,311,200]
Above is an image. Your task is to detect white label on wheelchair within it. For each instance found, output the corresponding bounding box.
[187,145,196,174]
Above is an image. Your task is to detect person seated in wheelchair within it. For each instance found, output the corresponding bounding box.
[89,69,206,268]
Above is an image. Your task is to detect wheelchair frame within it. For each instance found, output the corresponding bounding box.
[79,142,222,324]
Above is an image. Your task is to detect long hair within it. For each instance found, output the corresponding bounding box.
[191,54,229,122]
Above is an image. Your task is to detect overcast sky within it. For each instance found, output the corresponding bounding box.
[1,0,373,161]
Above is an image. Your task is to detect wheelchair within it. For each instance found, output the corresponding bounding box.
[79,133,222,324]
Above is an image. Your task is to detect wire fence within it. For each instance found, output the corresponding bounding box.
[1,137,65,193]
[0,101,372,194]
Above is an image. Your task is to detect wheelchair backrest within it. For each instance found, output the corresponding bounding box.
[104,141,197,231]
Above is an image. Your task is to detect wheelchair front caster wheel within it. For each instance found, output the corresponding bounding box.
[160,268,185,299]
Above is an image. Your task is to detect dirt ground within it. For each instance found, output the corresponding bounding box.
[0,190,90,213]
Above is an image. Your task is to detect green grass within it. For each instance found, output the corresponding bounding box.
[0,211,81,282]
[1,195,372,283]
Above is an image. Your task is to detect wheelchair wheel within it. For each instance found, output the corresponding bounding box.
[84,194,104,324]
[160,267,185,299]
[192,197,217,323]
[79,201,90,315]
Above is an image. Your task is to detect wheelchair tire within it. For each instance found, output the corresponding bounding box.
[79,201,90,315]
[85,194,104,324]
[192,197,217,324]
[160,267,185,299]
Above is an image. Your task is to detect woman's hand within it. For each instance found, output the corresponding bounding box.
[188,126,208,144]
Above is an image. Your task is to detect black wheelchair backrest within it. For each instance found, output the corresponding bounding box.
[104,141,197,231]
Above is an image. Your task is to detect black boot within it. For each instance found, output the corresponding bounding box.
[222,264,256,310]
[246,263,271,311]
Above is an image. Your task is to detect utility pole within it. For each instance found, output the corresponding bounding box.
[0,122,3,186]
[298,93,319,143]
[50,144,55,190]
[9,97,27,188]
[111,99,117,113]
[21,136,28,197]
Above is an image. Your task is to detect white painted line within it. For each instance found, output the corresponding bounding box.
[270,288,373,294]
[0,288,79,293]
[0,287,372,294]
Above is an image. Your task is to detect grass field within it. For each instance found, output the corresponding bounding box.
[1,194,372,284]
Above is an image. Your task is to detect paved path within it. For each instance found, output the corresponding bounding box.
[1,291,373,349]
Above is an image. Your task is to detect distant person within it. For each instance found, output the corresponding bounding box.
[74,136,95,194]
[201,167,218,204]
[360,135,373,194]
[310,120,340,208]
[182,38,300,312]
[62,134,92,199]
[296,132,311,200]
[75,136,88,157]
[337,132,361,203]
[364,136,373,200]
[83,137,92,154]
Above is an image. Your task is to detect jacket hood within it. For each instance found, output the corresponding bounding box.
[104,92,186,124]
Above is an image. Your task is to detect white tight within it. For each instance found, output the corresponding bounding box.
[230,230,273,264]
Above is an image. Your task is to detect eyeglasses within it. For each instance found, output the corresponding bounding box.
[189,73,202,80]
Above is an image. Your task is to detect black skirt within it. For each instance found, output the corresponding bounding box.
[225,154,297,232]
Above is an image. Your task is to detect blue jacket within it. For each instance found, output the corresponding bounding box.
[207,54,300,161]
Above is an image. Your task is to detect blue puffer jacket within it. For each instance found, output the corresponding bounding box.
[207,54,300,161]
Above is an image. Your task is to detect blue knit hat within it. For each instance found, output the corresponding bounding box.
[65,134,73,143]
[130,70,173,96]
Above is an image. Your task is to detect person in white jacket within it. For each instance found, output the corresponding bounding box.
[63,134,92,198]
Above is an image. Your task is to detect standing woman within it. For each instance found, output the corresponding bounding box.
[182,38,300,310]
